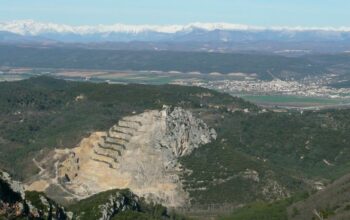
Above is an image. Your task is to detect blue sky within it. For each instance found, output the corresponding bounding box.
[1,0,349,27]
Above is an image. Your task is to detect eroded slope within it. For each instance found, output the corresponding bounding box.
[27,106,216,207]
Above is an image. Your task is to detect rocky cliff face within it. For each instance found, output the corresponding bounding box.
[98,192,140,220]
[0,171,68,219]
[27,106,216,207]
[163,107,217,157]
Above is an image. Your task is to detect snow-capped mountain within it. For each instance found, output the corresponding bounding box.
[3,20,350,35]
[0,20,271,35]
[1,20,350,43]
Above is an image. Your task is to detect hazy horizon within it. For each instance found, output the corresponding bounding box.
[1,0,350,27]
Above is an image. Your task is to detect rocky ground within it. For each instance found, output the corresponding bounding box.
[0,170,180,220]
[26,106,216,207]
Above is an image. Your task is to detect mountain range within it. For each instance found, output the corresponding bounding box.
[2,20,350,44]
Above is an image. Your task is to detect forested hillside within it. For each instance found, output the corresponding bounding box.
[1,77,350,219]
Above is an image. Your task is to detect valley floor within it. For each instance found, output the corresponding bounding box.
[2,67,350,110]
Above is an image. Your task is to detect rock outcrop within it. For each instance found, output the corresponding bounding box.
[0,171,24,218]
[0,171,173,220]
[0,170,68,219]
[28,106,216,207]
[70,189,174,220]
[97,191,140,220]
[0,171,25,200]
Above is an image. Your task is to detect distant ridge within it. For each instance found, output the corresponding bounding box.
[2,20,350,35]
[1,20,350,43]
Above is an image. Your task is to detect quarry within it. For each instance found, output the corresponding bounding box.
[26,106,217,207]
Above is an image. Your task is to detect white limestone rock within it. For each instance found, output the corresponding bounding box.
[29,106,217,207]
